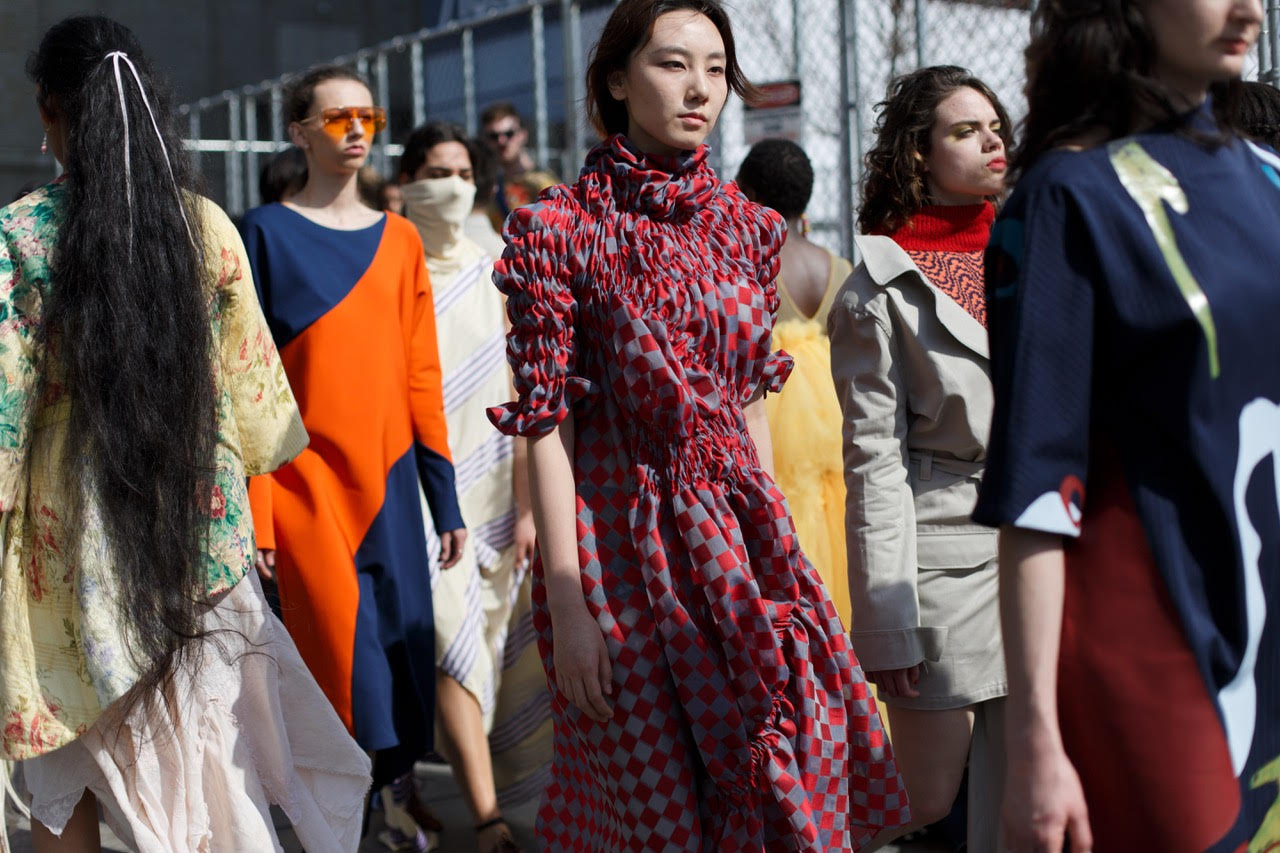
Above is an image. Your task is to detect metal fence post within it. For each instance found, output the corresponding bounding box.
[375,51,391,174]
[270,86,284,146]
[411,39,427,128]
[561,0,585,177]
[840,0,859,262]
[791,0,803,80]
[462,28,477,135]
[227,93,243,217]
[913,0,926,68]
[531,4,550,170]
[1266,0,1280,85]
[244,94,260,211]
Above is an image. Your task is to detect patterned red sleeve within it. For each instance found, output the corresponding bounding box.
[751,202,793,397]
[487,196,596,437]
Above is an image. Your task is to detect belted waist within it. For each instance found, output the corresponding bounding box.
[908,450,984,481]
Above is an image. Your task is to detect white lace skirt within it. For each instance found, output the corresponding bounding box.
[21,572,371,852]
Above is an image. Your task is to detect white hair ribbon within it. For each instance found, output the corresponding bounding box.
[103,50,195,250]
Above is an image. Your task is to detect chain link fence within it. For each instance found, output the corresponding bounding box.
[182,0,1280,255]
[715,0,1028,260]
[179,0,616,218]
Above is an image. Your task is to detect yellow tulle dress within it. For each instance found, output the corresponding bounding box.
[766,248,855,628]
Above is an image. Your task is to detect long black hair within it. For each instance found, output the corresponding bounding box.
[27,16,217,689]
[1014,0,1242,180]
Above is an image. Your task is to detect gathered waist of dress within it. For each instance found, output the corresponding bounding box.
[628,409,759,485]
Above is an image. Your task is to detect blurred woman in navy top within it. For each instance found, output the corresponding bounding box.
[973,0,1280,850]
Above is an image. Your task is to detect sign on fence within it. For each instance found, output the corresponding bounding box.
[743,79,803,145]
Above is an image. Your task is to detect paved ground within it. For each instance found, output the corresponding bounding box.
[6,760,949,851]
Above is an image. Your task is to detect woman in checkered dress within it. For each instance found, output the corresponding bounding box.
[486,1,906,850]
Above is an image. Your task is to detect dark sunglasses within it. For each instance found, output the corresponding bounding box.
[485,129,518,142]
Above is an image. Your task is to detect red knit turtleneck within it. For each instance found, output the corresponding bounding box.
[884,202,994,328]
[885,202,995,253]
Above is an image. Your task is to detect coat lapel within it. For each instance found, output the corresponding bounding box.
[855,234,989,360]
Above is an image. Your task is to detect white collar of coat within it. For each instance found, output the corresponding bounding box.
[853,233,989,360]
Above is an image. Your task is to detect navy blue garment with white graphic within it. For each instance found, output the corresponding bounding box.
[975,104,1280,850]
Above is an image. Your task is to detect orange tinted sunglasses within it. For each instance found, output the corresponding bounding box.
[300,106,387,140]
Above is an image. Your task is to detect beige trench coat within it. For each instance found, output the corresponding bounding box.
[827,234,998,672]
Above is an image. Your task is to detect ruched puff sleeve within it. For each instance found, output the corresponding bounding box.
[743,198,793,399]
[486,196,594,437]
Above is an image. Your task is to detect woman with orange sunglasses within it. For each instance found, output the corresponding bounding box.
[240,65,466,853]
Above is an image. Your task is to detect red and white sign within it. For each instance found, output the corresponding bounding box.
[744,79,803,145]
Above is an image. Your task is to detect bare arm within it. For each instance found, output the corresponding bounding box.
[744,397,774,479]
[512,436,536,567]
[528,412,612,722]
[999,526,1093,853]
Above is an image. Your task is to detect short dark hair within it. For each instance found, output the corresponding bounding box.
[858,66,1012,235]
[398,121,473,181]
[1226,81,1280,150]
[480,102,522,128]
[735,139,814,220]
[469,135,499,203]
[259,146,307,204]
[586,0,757,139]
[285,64,370,124]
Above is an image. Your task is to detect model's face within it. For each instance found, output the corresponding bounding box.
[289,78,376,174]
[412,141,474,183]
[483,115,527,164]
[923,87,1006,205]
[1147,0,1262,101]
[608,11,729,156]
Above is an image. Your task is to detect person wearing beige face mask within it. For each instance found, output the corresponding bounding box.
[398,122,543,853]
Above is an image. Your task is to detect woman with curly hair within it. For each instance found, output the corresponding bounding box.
[1,15,369,852]
[974,0,1277,849]
[828,64,1011,850]
[487,0,906,848]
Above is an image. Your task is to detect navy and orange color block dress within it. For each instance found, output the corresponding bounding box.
[240,203,462,768]
[488,135,906,851]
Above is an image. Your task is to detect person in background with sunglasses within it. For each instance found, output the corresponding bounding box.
[240,64,467,853]
[479,102,558,224]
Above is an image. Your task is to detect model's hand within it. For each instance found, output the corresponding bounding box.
[439,528,468,569]
[1003,740,1092,853]
[254,548,276,581]
[513,510,536,573]
[550,600,613,723]
[866,665,921,698]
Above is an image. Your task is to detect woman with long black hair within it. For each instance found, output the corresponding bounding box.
[0,16,369,852]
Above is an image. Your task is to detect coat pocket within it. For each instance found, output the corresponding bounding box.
[916,527,997,570]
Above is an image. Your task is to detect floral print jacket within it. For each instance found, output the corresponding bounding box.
[0,182,307,759]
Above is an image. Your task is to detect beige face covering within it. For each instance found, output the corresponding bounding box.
[401,175,477,231]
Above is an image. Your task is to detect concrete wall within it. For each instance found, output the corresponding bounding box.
[0,1,431,201]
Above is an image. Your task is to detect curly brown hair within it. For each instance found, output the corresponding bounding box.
[858,66,1012,235]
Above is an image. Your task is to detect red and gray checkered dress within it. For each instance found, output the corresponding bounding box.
[488,135,908,851]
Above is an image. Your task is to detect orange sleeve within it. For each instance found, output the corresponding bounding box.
[248,474,275,551]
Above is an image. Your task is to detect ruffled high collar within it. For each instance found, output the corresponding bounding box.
[578,134,720,219]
